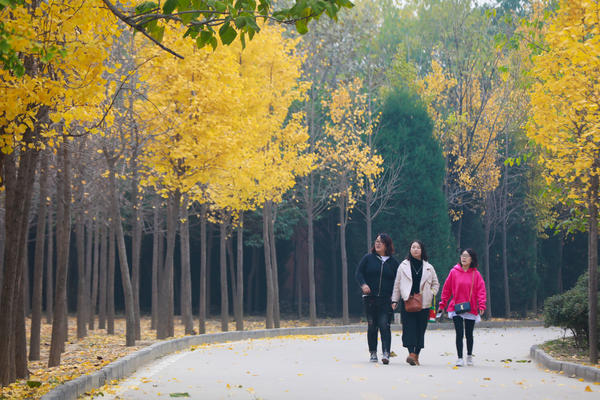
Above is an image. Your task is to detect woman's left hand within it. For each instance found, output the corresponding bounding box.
[479,309,485,316]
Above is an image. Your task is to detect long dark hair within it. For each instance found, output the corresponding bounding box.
[460,248,478,268]
[371,233,394,256]
[405,240,428,261]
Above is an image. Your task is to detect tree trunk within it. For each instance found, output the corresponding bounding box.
[339,199,349,324]
[263,204,274,329]
[30,151,49,360]
[219,220,229,331]
[269,204,280,328]
[365,189,373,251]
[179,198,193,335]
[157,192,178,339]
[306,202,316,325]
[107,155,136,346]
[76,206,87,339]
[45,202,54,324]
[246,246,257,313]
[48,141,71,368]
[89,221,100,331]
[85,219,93,329]
[227,237,239,327]
[483,214,493,319]
[502,168,510,317]
[151,199,160,330]
[588,175,598,364]
[557,236,564,293]
[198,203,207,334]
[131,173,142,340]
[235,215,244,331]
[98,222,108,330]
[295,228,302,318]
[107,224,115,335]
[22,249,29,317]
[207,224,213,318]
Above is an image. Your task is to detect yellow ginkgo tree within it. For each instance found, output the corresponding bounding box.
[527,0,600,364]
[320,78,383,324]
[0,0,123,385]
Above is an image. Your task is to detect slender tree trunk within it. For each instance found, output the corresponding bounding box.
[588,175,598,364]
[339,199,349,324]
[45,203,53,324]
[22,249,29,317]
[107,224,115,335]
[295,227,302,318]
[98,222,108,330]
[365,190,373,251]
[85,219,93,329]
[107,156,136,346]
[89,221,100,330]
[557,236,564,293]
[0,204,4,302]
[306,202,316,325]
[236,215,244,331]
[151,199,160,330]
[246,247,257,313]
[179,198,193,334]
[269,204,280,328]
[502,169,510,317]
[15,255,27,379]
[131,172,142,340]
[263,204,274,328]
[158,192,178,339]
[48,141,71,368]
[219,220,229,331]
[207,224,213,317]
[30,151,48,360]
[227,237,239,328]
[198,203,207,334]
[483,213,493,319]
[76,207,87,339]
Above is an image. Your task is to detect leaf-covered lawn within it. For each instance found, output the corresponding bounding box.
[541,335,600,368]
[0,316,355,399]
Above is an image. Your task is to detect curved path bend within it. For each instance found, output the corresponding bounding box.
[102,326,596,399]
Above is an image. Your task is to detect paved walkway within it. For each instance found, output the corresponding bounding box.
[104,326,596,399]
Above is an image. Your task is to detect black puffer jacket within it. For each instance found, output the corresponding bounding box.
[355,253,400,299]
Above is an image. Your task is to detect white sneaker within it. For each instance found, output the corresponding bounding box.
[455,358,464,367]
[466,355,473,366]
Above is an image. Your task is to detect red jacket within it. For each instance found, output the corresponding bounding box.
[438,264,487,315]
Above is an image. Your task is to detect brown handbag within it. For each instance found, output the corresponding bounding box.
[404,293,423,312]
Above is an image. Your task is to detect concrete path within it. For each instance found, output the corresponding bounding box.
[104,326,597,399]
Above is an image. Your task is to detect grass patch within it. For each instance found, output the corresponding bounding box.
[541,335,599,367]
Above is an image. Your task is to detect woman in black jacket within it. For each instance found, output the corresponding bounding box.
[355,233,399,365]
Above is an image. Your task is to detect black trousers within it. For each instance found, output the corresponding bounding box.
[363,296,392,353]
[400,301,429,355]
[453,316,475,358]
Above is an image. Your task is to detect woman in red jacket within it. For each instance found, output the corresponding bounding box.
[438,248,487,367]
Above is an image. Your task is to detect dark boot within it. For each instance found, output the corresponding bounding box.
[382,351,390,365]
[406,353,417,365]
[414,353,420,365]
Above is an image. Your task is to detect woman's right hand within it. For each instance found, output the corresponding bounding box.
[391,302,398,310]
[361,284,371,295]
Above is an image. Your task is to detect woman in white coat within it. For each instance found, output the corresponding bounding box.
[391,240,439,366]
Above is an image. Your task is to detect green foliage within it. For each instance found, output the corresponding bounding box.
[543,269,600,348]
[0,0,24,76]
[131,0,354,50]
[374,88,456,275]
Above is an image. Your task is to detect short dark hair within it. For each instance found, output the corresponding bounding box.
[371,233,394,256]
[405,240,428,261]
[460,248,478,268]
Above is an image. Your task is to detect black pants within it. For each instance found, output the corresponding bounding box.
[400,301,429,355]
[363,296,392,353]
[453,316,475,358]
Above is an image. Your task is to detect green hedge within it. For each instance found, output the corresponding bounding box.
[543,269,600,348]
